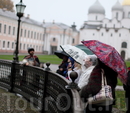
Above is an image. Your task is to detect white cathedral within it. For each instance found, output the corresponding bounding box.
[79,0,130,60]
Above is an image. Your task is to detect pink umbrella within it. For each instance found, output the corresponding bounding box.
[82,40,127,85]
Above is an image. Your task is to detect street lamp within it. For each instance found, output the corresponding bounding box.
[13,0,26,62]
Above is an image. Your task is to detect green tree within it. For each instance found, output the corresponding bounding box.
[0,0,14,12]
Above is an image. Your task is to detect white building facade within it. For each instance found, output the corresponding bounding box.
[0,9,79,54]
[79,0,130,60]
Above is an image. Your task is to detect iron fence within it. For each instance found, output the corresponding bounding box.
[0,59,77,113]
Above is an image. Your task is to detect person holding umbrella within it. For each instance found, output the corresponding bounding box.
[80,40,127,113]
[78,55,97,89]
[80,58,118,112]
[56,55,68,76]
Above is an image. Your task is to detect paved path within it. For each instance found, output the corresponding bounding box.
[49,64,58,72]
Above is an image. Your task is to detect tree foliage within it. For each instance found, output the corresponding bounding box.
[0,0,14,12]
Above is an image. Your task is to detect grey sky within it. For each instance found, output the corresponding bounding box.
[12,0,124,29]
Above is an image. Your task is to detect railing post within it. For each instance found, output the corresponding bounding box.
[65,71,85,113]
[65,71,79,90]
[41,62,51,113]
[9,61,16,92]
[45,62,51,71]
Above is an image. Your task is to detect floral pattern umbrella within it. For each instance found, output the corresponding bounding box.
[82,40,127,85]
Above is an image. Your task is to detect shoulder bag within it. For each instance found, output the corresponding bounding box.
[87,69,113,106]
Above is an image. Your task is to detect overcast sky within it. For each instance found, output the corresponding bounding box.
[12,0,124,29]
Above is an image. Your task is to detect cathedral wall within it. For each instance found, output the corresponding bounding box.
[112,11,123,21]
[121,18,130,28]
[88,14,105,21]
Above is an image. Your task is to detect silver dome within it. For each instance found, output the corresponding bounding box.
[88,0,105,14]
[112,1,123,11]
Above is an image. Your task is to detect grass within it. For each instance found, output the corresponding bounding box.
[114,91,126,112]
[126,61,130,67]
[0,54,62,64]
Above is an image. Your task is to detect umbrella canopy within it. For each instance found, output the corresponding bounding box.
[54,50,69,59]
[82,40,127,85]
[60,45,88,64]
[75,44,94,55]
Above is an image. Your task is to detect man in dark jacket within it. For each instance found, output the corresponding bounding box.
[23,48,40,66]
[21,48,40,89]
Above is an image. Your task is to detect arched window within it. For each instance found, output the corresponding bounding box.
[23,44,25,50]
[3,41,5,48]
[128,12,130,18]
[27,44,29,49]
[116,12,118,19]
[36,46,38,51]
[24,30,26,37]
[53,37,56,42]
[96,16,98,20]
[121,42,127,48]
[37,33,39,39]
[72,38,75,44]
[20,43,22,50]
[12,42,14,49]
[121,50,125,60]
[31,31,33,38]
[33,45,35,49]
[7,42,10,48]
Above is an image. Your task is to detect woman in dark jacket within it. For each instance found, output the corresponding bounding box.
[56,56,68,76]
[80,59,118,113]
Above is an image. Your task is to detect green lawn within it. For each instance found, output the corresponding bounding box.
[114,91,126,112]
[126,61,130,67]
[0,54,62,65]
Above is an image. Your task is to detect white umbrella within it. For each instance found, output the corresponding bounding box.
[60,45,88,64]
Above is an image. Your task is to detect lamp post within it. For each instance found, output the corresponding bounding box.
[13,0,26,62]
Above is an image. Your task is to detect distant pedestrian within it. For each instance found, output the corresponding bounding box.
[21,48,40,90]
[23,48,40,66]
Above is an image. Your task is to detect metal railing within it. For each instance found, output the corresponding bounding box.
[0,59,80,113]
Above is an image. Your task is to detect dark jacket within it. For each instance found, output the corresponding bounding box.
[56,61,68,76]
[24,55,40,66]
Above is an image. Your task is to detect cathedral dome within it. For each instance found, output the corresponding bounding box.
[88,0,105,14]
[122,0,130,5]
[112,1,123,11]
